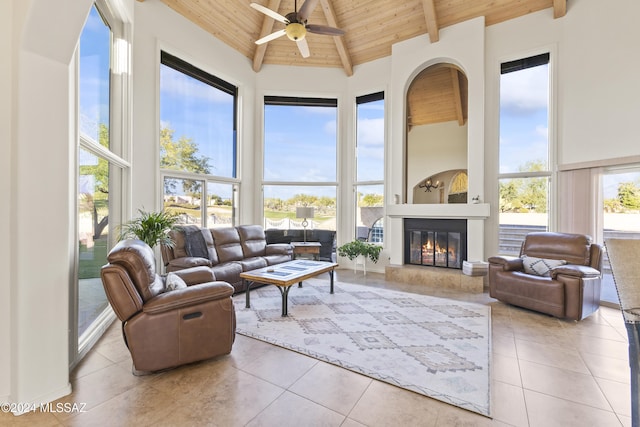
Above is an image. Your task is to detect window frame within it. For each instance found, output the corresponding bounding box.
[354,91,385,243]
[597,164,640,305]
[72,0,131,368]
[261,95,339,230]
[497,51,556,254]
[159,51,241,226]
[498,52,552,184]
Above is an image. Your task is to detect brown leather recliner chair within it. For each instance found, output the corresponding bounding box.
[101,239,236,373]
[489,232,603,321]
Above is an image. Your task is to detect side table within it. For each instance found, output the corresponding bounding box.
[290,241,322,260]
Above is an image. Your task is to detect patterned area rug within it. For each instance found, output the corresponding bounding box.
[233,280,491,416]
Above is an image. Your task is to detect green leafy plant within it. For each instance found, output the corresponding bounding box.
[118,209,179,249]
[337,240,382,263]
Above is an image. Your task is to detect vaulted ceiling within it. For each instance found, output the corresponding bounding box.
[141,0,567,126]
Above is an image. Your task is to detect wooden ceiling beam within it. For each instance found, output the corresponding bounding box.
[553,0,567,18]
[253,0,282,73]
[450,68,464,125]
[421,0,439,43]
[319,0,353,76]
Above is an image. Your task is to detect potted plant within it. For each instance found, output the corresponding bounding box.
[118,209,179,249]
[337,240,382,265]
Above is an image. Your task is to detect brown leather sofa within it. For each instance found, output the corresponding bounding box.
[101,239,236,373]
[488,232,603,321]
[161,224,293,292]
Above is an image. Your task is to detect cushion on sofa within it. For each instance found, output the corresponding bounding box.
[167,257,211,270]
[211,227,244,263]
[521,255,567,277]
[210,262,243,286]
[237,257,268,271]
[165,272,187,291]
[238,225,267,258]
[521,232,592,266]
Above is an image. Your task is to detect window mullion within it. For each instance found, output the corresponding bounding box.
[80,135,130,169]
[498,171,551,180]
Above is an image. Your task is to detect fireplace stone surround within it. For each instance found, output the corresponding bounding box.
[385,203,490,293]
[385,263,485,293]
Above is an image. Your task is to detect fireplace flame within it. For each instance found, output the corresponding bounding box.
[405,220,466,269]
[418,233,459,267]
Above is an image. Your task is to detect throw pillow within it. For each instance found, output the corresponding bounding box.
[165,272,187,292]
[521,255,567,277]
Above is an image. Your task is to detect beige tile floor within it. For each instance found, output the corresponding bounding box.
[1,270,632,426]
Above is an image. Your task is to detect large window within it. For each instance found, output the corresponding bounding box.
[498,53,551,254]
[75,2,128,361]
[355,92,385,243]
[160,52,239,226]
[263,96,338,231]
[599,167,640,304]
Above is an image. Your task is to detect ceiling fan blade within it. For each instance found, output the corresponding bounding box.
[306,24,345,36]
[255,29,287,45]
[298,0,320,21]
[296,38,310,58]
[250,3,288,24]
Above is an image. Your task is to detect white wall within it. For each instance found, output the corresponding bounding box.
[0,0,13,403]
[3,0,96,409]
[391,18,486,206]
[559,0,640,164]
[407,121,468,202]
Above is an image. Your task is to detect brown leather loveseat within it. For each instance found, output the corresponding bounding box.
[101,239,236,373]
[488,232,603,321]
[161,224,293,293]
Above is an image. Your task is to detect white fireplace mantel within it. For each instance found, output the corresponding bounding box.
[385,203,490,264]
[386,203,490,220]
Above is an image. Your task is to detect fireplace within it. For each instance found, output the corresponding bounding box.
[404,218,467,269]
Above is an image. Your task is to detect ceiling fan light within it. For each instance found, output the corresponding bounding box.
[286,23,306,41]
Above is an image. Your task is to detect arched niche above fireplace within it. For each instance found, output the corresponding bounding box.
[413,169,468,204]
[405,63,468,204]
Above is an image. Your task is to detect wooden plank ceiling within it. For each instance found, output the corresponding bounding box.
[147,0,566,126]
[408,64,468,128]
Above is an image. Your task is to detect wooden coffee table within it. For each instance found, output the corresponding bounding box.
[241,260,338,316]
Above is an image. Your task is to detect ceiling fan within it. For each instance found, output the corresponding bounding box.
[250,0,345,58]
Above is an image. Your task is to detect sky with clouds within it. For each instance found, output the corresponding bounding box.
[79,7,110,143]
[160,65,236,179]
[499,64,549,174]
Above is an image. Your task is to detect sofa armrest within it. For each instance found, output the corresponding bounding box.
[167,257,211,270]
[143,281,234,315]
[266,243,293,256]
[172,266,215,285]
[551,264,601,279]
[488,255,523,272]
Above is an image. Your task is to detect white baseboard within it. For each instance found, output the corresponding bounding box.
[9,382,72,416]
